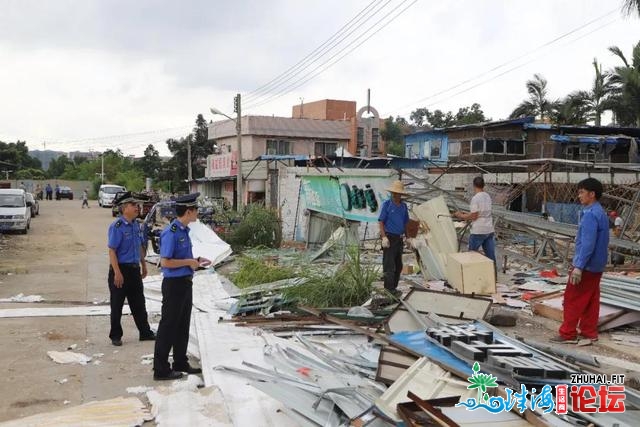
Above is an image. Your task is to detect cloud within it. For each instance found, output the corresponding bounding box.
[0,0,638,156]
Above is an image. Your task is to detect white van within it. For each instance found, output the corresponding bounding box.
[0,189,32,234]
[98,184,126,208]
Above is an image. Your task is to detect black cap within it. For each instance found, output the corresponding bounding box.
[131,192,151,202]
[174,192,200,207]
[113,191,139,205]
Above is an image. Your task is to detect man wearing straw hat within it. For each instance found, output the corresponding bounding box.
[107,191,155,347]
[378,180,410,296]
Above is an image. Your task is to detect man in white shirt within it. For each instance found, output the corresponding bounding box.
[609,211,625,266]
[454,176,496,268]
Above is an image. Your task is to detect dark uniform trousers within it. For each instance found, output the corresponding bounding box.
[153,276,193,374]
[383,234,404,291]
[108,264,152,340]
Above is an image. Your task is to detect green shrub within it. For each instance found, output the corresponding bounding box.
[229,256,297,289]
[227,205,281,251]
[283,246,377,308]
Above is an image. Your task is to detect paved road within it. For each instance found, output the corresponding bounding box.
[0,199,159,422]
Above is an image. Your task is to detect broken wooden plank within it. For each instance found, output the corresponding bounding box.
[407,391,460,427]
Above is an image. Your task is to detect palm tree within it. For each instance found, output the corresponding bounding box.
[587,59,616,126]
[622,0,640,17]
[550,93,591,125]
[608,41,640,126]
[510,74,553,121]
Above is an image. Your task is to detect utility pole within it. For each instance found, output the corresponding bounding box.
[101,153,105,184]
[187,135,193,182]
[234,93,243,211]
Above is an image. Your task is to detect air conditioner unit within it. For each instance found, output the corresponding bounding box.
[267,148,276,155]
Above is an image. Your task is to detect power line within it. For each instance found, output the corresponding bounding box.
[243,0,386,102]
[44,125,193,145]
[388,8,619,116]
[244,0,418,111]
[402,16,621,116]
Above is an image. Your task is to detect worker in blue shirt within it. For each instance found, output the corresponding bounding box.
[153,192,211,381]
[378,181,410,296]
[552,178,609,345]
[107,192,155,346]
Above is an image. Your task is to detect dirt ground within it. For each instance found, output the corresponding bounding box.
[0,199,161,423]
[1,200,639,424]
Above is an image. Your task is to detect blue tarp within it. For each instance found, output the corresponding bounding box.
[550,134,624,145]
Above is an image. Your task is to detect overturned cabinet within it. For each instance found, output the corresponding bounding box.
[446,252,496,295]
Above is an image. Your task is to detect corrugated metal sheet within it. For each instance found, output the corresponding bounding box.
[208,116,351,140]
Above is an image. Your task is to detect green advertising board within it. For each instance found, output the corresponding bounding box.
[300,175,395,222]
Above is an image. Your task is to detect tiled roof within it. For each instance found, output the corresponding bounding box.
[208,115,351,140]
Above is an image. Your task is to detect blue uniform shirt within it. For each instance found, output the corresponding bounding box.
[160,219,194,278]
[573,201,609,273]
[108,217,143,264]
[378,199,409,235]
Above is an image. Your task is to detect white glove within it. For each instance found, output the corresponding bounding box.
[381,237,390,248]
[568,268,582,285]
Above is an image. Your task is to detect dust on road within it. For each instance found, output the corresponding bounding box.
[0,199,160,422]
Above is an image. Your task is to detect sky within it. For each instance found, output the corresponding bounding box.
[0,0,638,157]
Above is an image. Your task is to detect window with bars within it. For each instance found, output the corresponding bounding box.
[449,141,461,157]
[430,139,442,158]
[371,128,379,151]
[471,138,484,154]
[266,139,291,155]
[314,142,337,157]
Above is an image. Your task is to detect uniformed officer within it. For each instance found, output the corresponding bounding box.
[153,192,211,380]
[107,191,155,346]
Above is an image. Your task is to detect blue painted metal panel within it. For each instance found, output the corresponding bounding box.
[550,135,622,145]
[390,331,473,376]
[546,202,581,225]
[403,131,448,165]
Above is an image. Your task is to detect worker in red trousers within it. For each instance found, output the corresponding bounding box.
[551,178,609,345]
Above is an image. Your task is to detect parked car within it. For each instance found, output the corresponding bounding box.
[99,184,126,207]
[25,193,39,216]
[56,186,74,200]
[0,189,32,234]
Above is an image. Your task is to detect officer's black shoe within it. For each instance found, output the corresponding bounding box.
[153,370,184,381]
[173,363,202,374]
[139,331,156,341]
[111,338,123,346]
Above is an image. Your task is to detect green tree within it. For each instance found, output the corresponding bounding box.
[409,108,428,127]
[510,74,554,120]
[454,103,488,125]
[47,154,74,178]
[410,104,488,128]
[381,116,407,156]
[0,141,43,178]
[426,109,455,128]
[608,42,640,126]
[165,114,217,192]
[115,169,145,192]
[136,144,162,180]
[16,168,46,180]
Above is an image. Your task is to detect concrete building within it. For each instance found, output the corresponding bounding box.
[200,99,385,208]
[292,99,383,157]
